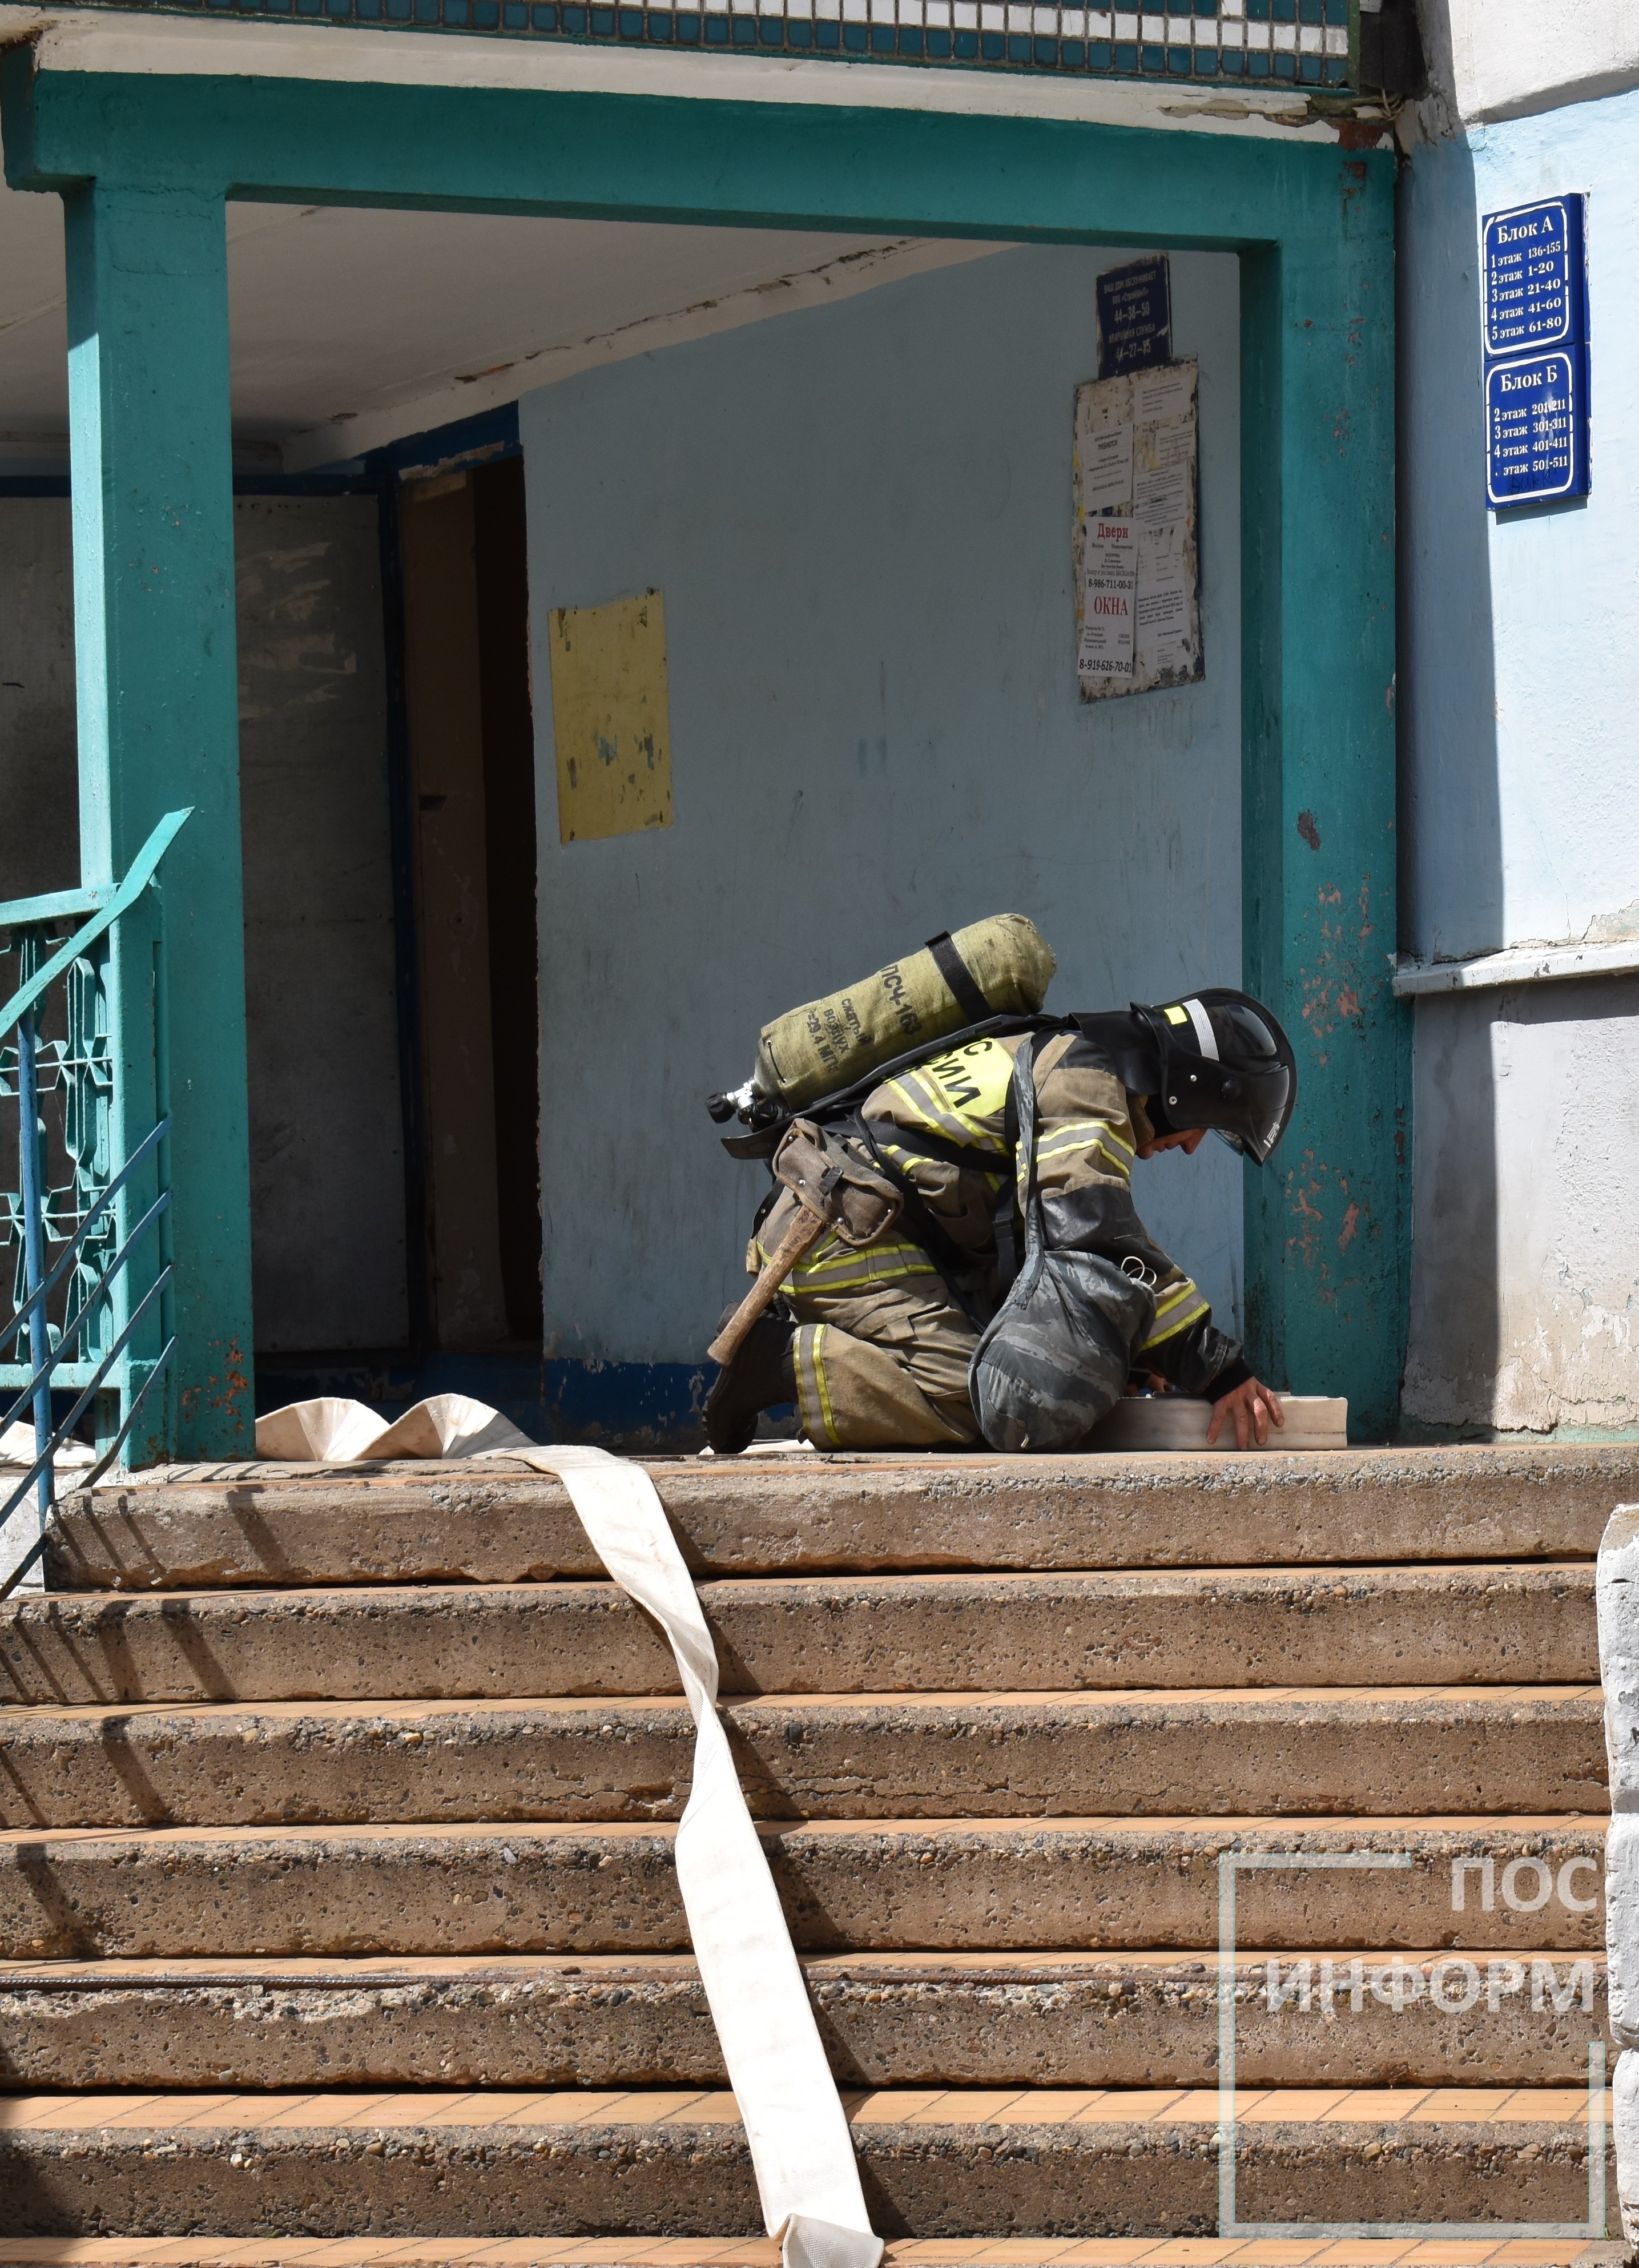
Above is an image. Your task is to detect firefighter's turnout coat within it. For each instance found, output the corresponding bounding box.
[751,1029,1253,1451]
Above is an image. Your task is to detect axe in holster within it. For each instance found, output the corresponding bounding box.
[707,1122,901,1368]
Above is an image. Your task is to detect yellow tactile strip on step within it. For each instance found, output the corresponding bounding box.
[0,2087,1608,2130]
[0,2237,1626,2266]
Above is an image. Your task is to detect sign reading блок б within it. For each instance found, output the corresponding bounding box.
[1482,195,1590,508]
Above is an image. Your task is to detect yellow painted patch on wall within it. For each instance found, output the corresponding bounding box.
[549,589,673,844]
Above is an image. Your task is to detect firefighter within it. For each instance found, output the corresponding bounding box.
[704,989,1294,1457]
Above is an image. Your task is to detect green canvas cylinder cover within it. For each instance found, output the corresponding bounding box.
[753,914,1057,1110]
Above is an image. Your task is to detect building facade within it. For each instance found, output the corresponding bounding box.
[3,0,1622,1457]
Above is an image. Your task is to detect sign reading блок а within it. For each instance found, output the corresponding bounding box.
[1482,195,1590,509]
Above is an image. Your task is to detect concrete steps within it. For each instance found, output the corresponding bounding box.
[0,1687,1604,1830]
[0,2245,1625,2268]
[0,2086,1614,2238]
[0,1953,1608,2092]
[0,1815,1606,1960]
[0,1568,1597,1704]
[47,1448,1639,1589]
[0,1444,1622,2243]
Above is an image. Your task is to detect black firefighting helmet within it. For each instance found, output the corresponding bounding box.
[1133,989,1297,1166]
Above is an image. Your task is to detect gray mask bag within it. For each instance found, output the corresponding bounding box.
[968,1036,1157,1453]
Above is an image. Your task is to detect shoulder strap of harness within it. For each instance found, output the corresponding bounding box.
[720,1012,1074,1158]
[924,931,990,1026]
[847,1111,995,1333]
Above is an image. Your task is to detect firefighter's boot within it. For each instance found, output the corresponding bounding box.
[705,1312,798,1455]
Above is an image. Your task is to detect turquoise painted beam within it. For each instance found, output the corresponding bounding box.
[62,176,254,1459]
[11,63,1352,249]
[1,51,1407,1433]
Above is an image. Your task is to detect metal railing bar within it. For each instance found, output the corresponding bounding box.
[0,1201,169,1440]
[0,1335,175,1601]
[0,1185,171,1403]
[0,1267,171,1538]
[15,1007,51,1517]
[0,1119,170,1359]
[0,808,191,1047]
[0,1367,110,1388]
[0,883,114,930]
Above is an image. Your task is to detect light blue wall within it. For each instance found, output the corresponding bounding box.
[1402,87,1639,962]
[521,243,1243,1367]
[1400,87,1639,1432]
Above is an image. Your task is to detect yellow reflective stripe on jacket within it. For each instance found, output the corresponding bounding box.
[877,1035,1016,1153]
[1033,1119,1135,1178]
[756,1229,937,1296]
[1140,1276,1210,1351]
[796,1244,938,1295]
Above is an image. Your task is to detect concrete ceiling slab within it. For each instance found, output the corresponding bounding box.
[0,158,990,469]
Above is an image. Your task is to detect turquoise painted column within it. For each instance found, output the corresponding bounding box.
[1239,162,1411,1439]
[65,179,254,1458]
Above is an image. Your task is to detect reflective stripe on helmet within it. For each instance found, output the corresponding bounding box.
[1183,997,1219,1061]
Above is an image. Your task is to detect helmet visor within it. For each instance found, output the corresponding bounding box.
[1199,993,1295,1165]
[1209,1057,1293,1165]
[1144,989,1298,1166]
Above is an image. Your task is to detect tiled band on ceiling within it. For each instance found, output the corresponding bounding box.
[98,0,1355,83]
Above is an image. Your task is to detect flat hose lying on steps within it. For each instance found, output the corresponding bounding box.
[245,1395,883,2268]
[502,1443,884,2268]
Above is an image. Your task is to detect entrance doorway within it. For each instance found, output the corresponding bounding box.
[398,450,542,1356]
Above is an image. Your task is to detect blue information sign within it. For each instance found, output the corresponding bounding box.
[1096,256,1171,380]
[1481,193,1590,508]
[1483,196,1587,358]
[1485,348,1588,507]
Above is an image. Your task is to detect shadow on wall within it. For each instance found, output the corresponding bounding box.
[0,497,78,901]
[1398,103,1505,1431]
[1409,978,1639,1437]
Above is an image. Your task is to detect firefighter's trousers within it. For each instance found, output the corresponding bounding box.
[786,1276,981,1449]
[752,1189,982,1449]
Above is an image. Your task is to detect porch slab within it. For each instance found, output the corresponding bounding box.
[49,1445,1639,1592]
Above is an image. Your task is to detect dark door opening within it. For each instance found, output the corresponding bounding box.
[399,452,541,1354]
[473,458,543,1346]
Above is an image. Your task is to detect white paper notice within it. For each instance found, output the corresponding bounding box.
[1078,519,1137,685]
[1081,418,1133,518]
[1074,379,1134,521]
[1072,357,1201,701]
[1137,521,1193,680]
[1133,365,1194,426]
[1134,421,1193,527]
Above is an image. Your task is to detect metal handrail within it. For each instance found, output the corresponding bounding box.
[0,809,191,1572]
[0,1189,170,1433]
[0,1118,168,1360]
[0,808,190,1044]
[0,1325,178,1599]
[0,1264,172,1535]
